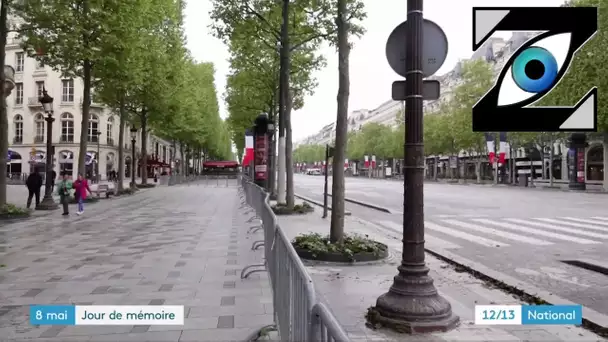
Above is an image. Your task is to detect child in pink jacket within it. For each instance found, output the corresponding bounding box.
[73,173,93,215]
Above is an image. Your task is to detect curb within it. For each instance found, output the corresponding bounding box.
[295,194,351,216]
[327,193,392,213]
[424,247,608,335]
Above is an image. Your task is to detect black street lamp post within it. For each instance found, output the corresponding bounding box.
[130,126,137,189]
[368,0,459,333]
[96,131,101,183]
[36,87,58,210]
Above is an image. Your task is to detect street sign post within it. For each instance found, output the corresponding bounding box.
[392,80,440,101]
[385,19,448,78]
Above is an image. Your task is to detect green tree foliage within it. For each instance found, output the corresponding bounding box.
[345,122,402,160]
[293,144,325,163]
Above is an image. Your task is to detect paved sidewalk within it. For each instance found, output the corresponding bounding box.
[274,208,606,341]
[0,181,273,341]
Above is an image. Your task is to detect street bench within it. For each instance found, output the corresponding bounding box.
[96,184,111,198]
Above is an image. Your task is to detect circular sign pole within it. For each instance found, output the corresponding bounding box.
[367,0,459,333]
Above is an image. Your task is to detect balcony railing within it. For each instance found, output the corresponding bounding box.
[107,138,114,146]
[34,135,44,143]
[14,99,23,106]
[13,136,22,144]
[61,97,74,104]
[60,136,74,143]
[80,97,104,108]
[87,136,99,143]
[28,97,42,107]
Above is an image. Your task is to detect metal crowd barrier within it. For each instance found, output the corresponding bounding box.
[167,174,238,187]
[237,176,351,342]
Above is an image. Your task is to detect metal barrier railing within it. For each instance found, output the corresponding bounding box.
[237,175,351,342]
[167,175,238,187]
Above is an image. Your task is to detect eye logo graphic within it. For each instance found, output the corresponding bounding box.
[472,7,598,132]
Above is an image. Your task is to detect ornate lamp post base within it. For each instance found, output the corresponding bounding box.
[36,196,58,210]
[366,265,459,334]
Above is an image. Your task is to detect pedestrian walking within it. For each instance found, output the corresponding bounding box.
[25,171,43,209]
[73,173,92,215]
[50,170,57,192]
[57,172,73,216]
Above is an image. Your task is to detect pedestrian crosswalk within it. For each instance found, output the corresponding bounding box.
[376,216,608,250]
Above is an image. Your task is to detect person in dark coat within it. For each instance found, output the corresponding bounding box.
[25,172,43,209]
[51,170,57,192]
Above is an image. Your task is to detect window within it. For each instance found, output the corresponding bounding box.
[14,82,23,105]
[88,114,99,142]
[106,117,114,145]
[36,81,45,98]
[15,52,24,72]
[34,113,45,142]
[61,113,74,142]
[13,115,23,143]
[61,79,74,102]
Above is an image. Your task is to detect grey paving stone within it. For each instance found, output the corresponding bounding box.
[130,325,150,333]
[11,266,27,272]
[88,331,181,341]
[175,261,186,267]
[158,284,173,292]
[227,252,237,256]
[224,269,237,276]
[108,273,123,280]
[148,299,165,305]
[33,258,47,262]
[223,281,236,289]
[167,271,180,278]
[46,276,63,282]
[178,327,253,341]
[90,286,110,294]
[217,315,235,328]
[226,259,237,265]
[220,296,235,306]
[21,288,44,297]
[39,325,66,338]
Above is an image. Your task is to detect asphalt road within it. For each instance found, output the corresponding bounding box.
[294,173,608,315]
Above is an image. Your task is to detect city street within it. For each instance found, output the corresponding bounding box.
[294,174,608,315]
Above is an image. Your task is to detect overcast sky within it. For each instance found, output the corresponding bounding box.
[183,0,564,143]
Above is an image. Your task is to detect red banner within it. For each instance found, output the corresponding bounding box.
[254,135,268,180]
[577,149,585,183]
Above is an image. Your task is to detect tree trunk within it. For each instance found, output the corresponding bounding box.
[180,144,184,175]
[0,0,8,206]
[276,0,290,204]
[285,90,295,209]
[549,136,554,187]
[603,133,608,191]
[77,59,92,176]
[140,110,148,184]
[433,156,438,181]
[117,97,126,192]
[330,0,349,244]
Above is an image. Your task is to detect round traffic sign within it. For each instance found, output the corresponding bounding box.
[385,19,448,78]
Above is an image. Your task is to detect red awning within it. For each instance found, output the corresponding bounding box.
[204,161,239,168]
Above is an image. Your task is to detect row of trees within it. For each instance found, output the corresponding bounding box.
[0,0,233,206]
[211,0,366,242]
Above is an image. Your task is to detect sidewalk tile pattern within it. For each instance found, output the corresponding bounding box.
[0,180,273,341]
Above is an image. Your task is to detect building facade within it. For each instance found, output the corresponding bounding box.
[5,37,174,181]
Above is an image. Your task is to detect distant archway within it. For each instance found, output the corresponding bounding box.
[587,145,603,181]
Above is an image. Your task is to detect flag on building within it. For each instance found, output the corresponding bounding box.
[344,159,348,168]
[485,133,496,164]
[371,155,376,169]
[364,155,369,168]
[242,129,254,166]
[498,132,507,165]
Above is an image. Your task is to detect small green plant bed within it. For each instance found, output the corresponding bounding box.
[68,196,100,204]
[115,187,138,196]
[0,203,30,220]
[292,233,388,263]
[136,183,156,189]
[272,202,314,215]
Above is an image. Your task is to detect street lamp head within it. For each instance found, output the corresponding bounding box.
[130,126,137,140]
[39,86,54,113]
[267,123,275,133]
[96,131,102,136]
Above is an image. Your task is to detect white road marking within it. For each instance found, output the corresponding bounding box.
[376,220,462,250]
[560,217,608,226]
[474,218,599,244]
[505,218,608,239]
[442,219,552,246]
[424,221,509,247]
[535,218,608,233]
